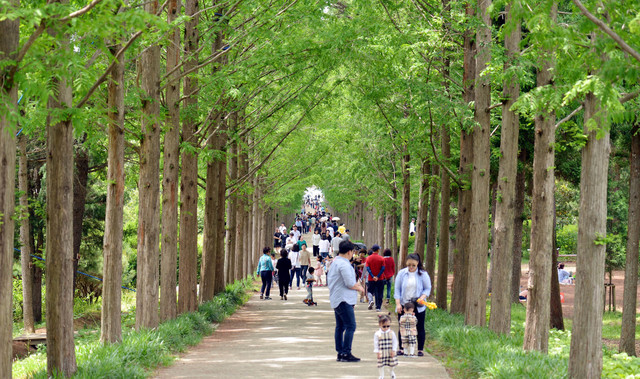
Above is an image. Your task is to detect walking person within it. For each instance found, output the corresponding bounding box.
[393,253,431,357]
[366,244,386,311]
[312,229,321,257]
[289,244,302,290]
[273,227,283,254]
[319,234,331,259]
[374,314,398,379]
[276,250,292,300]
[257,247,275,300]
[328,240,365,363]
[382,248,395,304]
[300,243,311,283]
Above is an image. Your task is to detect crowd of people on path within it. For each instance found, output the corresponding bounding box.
[256,204,432,378]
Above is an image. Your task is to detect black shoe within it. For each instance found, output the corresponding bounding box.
[336,354,345,362]
[341,353,361,362]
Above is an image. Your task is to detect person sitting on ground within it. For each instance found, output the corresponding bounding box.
[558,263,572,284]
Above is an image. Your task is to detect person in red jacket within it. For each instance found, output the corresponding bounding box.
[365,244,385,311]
[382,249,396,304]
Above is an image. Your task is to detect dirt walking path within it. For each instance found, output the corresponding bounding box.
[154,231,449,378]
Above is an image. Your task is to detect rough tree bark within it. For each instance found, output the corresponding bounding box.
[398,153,411,269]
[45,11,78,374]
[426,164,439,290]
[523,3,556,352]
[0,8,18,375]
[550,212,564,330]
[568,91,610,378]
[437,126,451,310]
[510,151,527,303]
[414,160,429,259]
[450,1,475,314]
[159,0,181,321]
[465,0,491,327]
[19,135,35,334]
[101,43,125,344]
[136,0,161,330]
[72,142,88,291]
[620,123,640,356]
[488,5,520,334]
[179,0,199,313]
[377,214,385,248]
[226,116,238,283]
[234,132,247,280]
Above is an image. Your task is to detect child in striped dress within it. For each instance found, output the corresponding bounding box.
[374,314,398,379]
[399,302,418,357]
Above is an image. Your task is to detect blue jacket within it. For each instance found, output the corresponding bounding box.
[393,268,431,313]
[256,254,274,275]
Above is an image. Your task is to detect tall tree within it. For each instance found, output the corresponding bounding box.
[620,123,640,356]
[465,0,492,326]
[523,3,557,352]
[398,152,410,267]
[19,135,35,334]
[179,0,199,313]
[510,151,527,303]
[425,164,439,290]
[414,159,429,259]
[160,0,181,321]
[0,4,18,375]
[101,42,125,343]
[568,90,610,377]
[489,4,521,334]
[136,0,162,330]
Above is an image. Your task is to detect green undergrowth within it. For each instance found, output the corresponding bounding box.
[13,278,253,379]
[424,304,640,378]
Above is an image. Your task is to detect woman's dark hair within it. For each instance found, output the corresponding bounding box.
[558,263,565,269]
[263,247,271,254]
[292,244,300,252]
[321,234,327,240]
[383,248,392,257]
[406,253,424,275]
[281,250,289,258]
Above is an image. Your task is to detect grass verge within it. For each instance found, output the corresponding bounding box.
[13,277,254,379]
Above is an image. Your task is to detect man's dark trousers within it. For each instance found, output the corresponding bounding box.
[334,301,356,355]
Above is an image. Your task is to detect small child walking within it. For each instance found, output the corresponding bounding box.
[304,267,317,306]
[315,256,324,286]
[374,314,398,379]
[399,302,418,356]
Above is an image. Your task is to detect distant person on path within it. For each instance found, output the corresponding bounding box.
[319,234,331,259]
[394,253,431,357]
[366,244,386,311]
[300,244,311,283]
[399,302,418,356]
[285,232,295,251]
[304,267,317,306]
[257,247,275,300]
[338,223,346,235]
[328,240,365,363]
[374,314,398,379]
[312,229,321,257]
[279,222,287,235]
[315,255,325,286]
[331,232,343,256]
[342,229,350,241]
[558,263,572,284]
[382,248,395,304]
[289,244,302,290]
[276,250,292,300]
[273,227,283,253]
[409,218,416,236]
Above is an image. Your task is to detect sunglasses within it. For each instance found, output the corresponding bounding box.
[381,325,391,329]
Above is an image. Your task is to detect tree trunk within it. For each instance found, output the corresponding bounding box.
[0,10,18,375]
[550,212,564,330]
[414,160,429,259]
[426,164,439,289]
[450,2,475,315]
[136,0,161,330]
[523,4,556,352]
[488,5,520,334]
[101,44,125,344]
[465,0,491,327]
[511,151,527,303]
[234,131,247,281]
[159,0,181,321]
[620,123,640,356]
[226,119,238,283]
[46,29,78,374]
[385,213,392,251]
[398,153,411,269]
[437,121,451,310]
[568,91,610,378]
[19,135,35,334]
[178,0,199,313]
[377,214,385,248]
[72,142,89,292]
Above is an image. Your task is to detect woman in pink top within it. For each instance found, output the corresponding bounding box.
[382,249,395,304]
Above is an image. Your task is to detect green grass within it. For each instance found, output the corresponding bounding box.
[423,302,640,378]
[12,278,254,379]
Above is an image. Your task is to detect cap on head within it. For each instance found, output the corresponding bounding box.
[372,244,381,252]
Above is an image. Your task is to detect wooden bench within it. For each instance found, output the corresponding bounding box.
[558,254,577,260]
[13,333,47,349]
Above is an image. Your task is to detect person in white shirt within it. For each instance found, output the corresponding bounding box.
[409,218,416,236]
[289,244,302,289]
[319,234,331,259]
[292,225,301,242]
[312,229,321,257]
[279,222,287,235]
[327,225,335,238]
[286,233,295,251]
